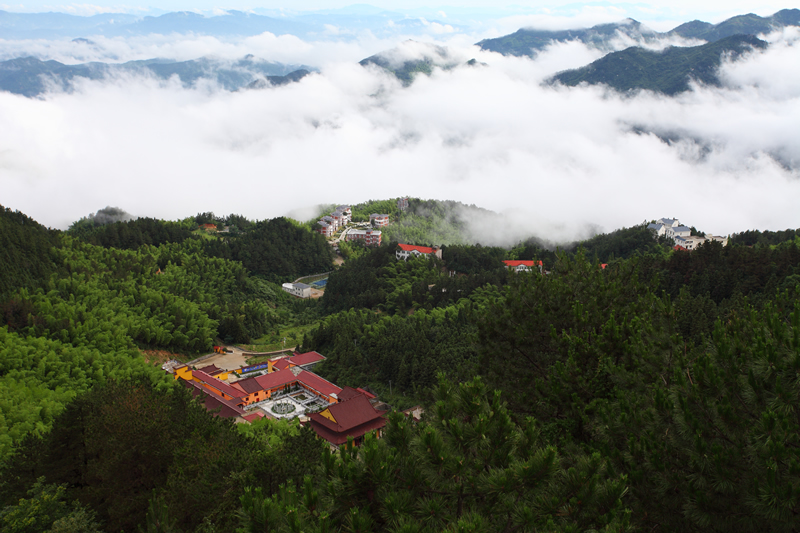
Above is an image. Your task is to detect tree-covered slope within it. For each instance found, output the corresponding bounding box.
[477,19,656,57]
[550,34,768,95]
[0,205,60,298]
[670,8,800,40]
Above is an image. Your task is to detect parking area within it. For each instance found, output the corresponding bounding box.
[188,347,248,372]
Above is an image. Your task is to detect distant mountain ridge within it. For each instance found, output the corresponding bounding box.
[478,8,799,57]
[549,34,768,95]
[0,55,311,97]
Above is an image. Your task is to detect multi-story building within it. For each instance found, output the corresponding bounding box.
[346,229,382,246]
[336,206,352,224]
[397,198,409,212]
[317,220,334,237]
[370,214,390,227]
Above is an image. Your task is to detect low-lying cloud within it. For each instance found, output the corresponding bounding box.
[1,28,799,244]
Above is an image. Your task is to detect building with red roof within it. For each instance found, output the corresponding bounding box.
[191,371,246,403]
[503,260,543,273]
[231,367,342,406]
[308,394,387,448]
[396,243,442,261]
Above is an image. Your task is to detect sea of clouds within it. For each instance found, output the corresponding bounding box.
[1,19,799,244]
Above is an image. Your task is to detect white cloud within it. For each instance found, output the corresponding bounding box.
[0,29,799,242]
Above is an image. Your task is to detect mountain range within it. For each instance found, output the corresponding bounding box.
[549,34,768,95]
[1,8,797,97]
[0,54,311,96]
[477,8,800,57]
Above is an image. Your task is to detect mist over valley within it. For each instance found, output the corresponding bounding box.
[1,6,799,241]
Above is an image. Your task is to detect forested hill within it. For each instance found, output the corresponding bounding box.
[478,8,799,57]
[2,202,800,532]
[550,34,767,95]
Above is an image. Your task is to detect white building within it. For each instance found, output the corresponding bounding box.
[282,283,312,298]
[647,218,681,237]
[346,229,382,246]
[396,244,442,261]
[666,225,692,239]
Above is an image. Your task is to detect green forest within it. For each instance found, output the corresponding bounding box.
[1,201,799,532]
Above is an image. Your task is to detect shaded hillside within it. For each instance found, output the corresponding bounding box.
[0,55,310,97]
[550,34,767,95]
[0,205,60,298]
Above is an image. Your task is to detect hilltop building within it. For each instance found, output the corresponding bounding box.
[648,217,728,250]
[308,390,387,449]
[503,260,543,273]
[397,198,409,212]
[346,229,382,246]
[370,213,390,227]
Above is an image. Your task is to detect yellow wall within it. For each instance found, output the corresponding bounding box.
[174,366,192,381]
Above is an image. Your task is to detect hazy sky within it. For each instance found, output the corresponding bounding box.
[1,4,799,242]
[1,1,798,23]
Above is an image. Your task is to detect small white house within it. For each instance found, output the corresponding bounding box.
[282,283,312,298]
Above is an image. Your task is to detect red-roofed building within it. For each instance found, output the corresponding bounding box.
[289,351,325,370]
[231,368,342,406]
[337,386,377,402]
[182,379,247,419]
[503,260,543,273]
[191,371,246,403]
[308,394,387,449]
[267,351,326,373]
[396,243,442,261]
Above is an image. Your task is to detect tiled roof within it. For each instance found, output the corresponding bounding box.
[398,243,435,254]
[271,358,293,371]
[309,395,387,444]
[338,386,377,402]
[192,371,245,399]
[296,370,341,397]
[309,416,386,445]
[232,376,264,395]
[182,379,245,418]
[312,395,383,432]
[249,368,340,396]
[289,351,325,366]
[242,412,265,422]
[337,386,364,402]
[254,368,298,391]
[503,260,542,267]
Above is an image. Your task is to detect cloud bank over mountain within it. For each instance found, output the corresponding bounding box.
[1,25,798,243]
